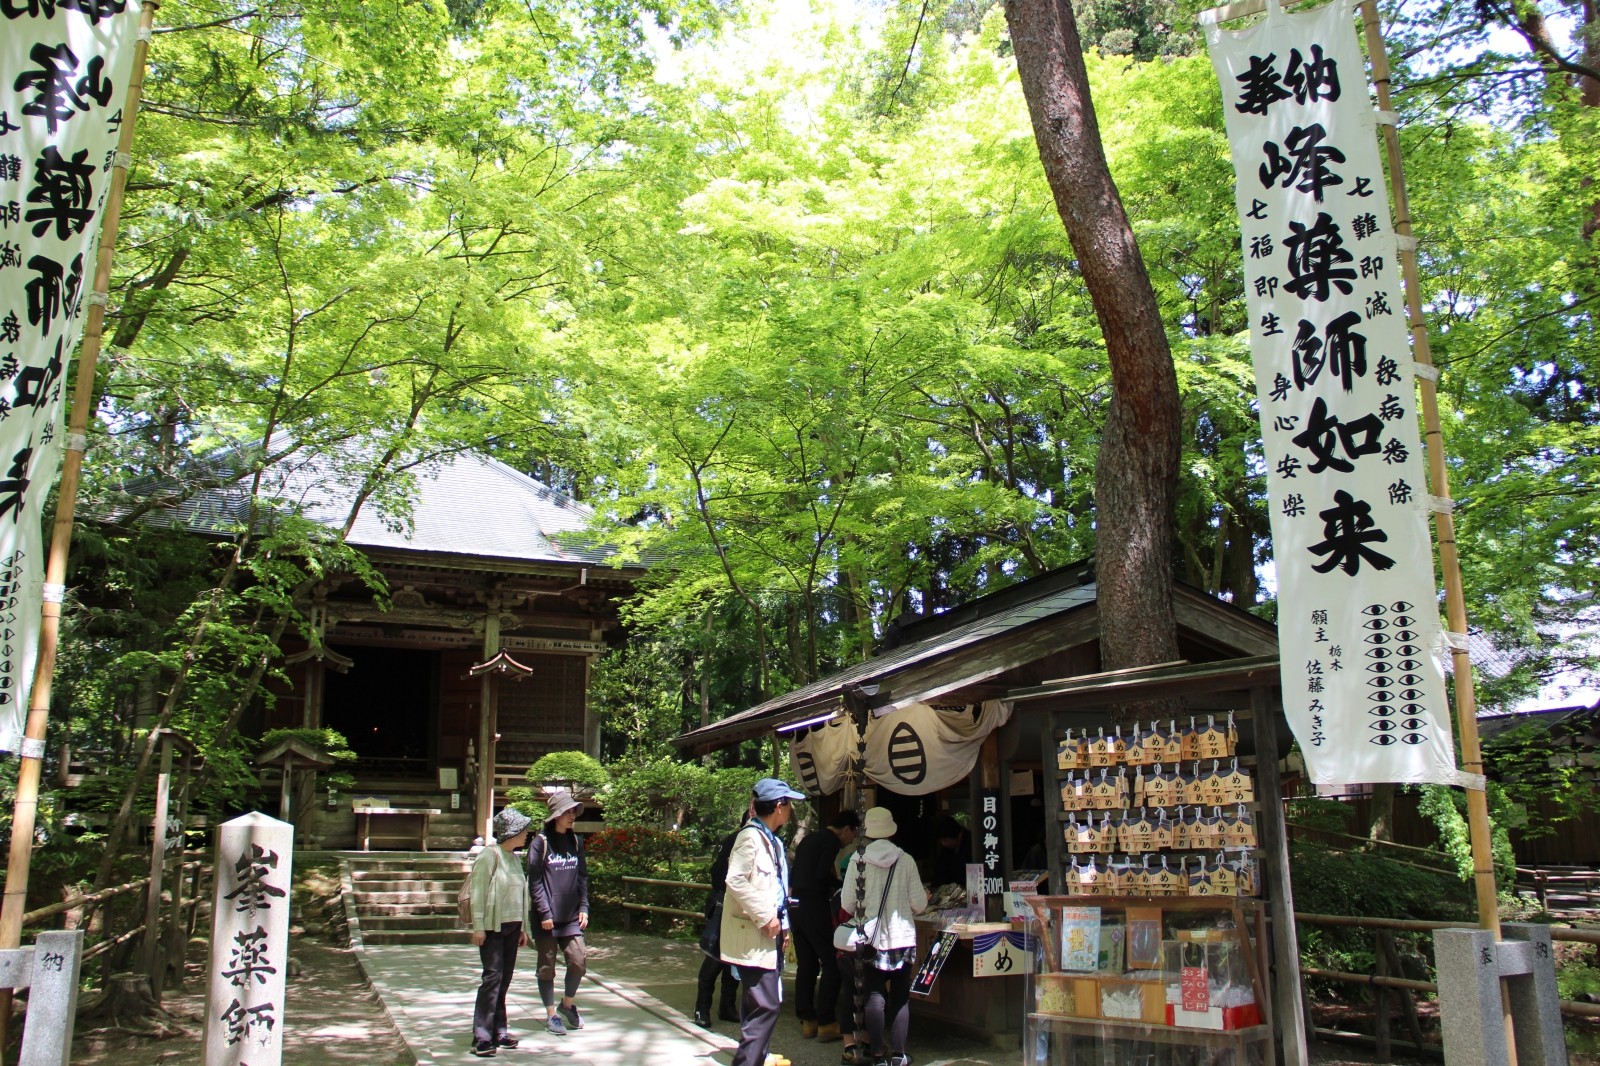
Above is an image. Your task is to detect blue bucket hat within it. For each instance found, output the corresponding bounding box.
[752,777,805,803]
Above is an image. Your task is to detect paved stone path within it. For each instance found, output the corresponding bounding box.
[356,931,1008,1066]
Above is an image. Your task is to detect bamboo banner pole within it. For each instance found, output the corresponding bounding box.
[0,0,161,971]
[1353,0,1501,935]
[1355,7,1515,1056]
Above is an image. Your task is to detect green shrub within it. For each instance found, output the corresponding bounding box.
[602,757,767,849]
[1292,841,1474,1003]
[527,751,609,792]
[584,825,708,934]
[503,786,548,823]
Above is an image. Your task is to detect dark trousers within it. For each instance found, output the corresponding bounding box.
[729,935,784,1066]
[472,922,522,1044]
[792,900,839,1024]
[837,953,862,1036]
[862,963,912,1058]
[696,951,739,1016]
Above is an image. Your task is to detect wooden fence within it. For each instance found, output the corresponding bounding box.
[1297,910,1600,1058]
[21,856,209,997]
[618,875,709,929]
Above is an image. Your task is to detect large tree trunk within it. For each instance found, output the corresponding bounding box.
[1004,0,1184,679]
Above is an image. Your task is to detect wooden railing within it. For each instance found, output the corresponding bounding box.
[617,875,710,928]
[1295,910,1600,1059]
[23,858,209,987]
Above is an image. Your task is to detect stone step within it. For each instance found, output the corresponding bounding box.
[347,896,454,915]
[361,928,474,946]
[352,890,459,908]
[358,913,465,930]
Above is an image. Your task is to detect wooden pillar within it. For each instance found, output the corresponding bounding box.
[303,595,329,729]
[141,732,173,997]
[475,599,502,843]
[584,628,602,758]
[164,748,194,990]
[277,753,295,823]
[1251,684,1310,1066]
[1041,713,1066,895]
[303,660,324,729]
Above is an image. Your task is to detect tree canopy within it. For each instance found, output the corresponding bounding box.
[31,0,1598,810]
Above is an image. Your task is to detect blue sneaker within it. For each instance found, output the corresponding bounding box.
[558,1003,583,1030]
[546,1013,567,1036]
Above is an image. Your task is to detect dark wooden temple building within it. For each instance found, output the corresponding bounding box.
[150,447,642,849]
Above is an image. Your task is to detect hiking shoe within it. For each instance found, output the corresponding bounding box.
[495,1034,519,1049]
[802,1019,819,1038]
[558,1003,583,1030]
[817,1022,841,1042]
[546,1013,567,1036]
[471,1040,497,1057]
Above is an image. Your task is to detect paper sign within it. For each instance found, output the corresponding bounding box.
[910,930,959,996]
[1181,966,1211,1012]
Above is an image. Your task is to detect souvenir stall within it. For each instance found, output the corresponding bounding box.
[1006,657,1306,1066]
[787,697,1030,1043]
[674,564,1307,1063]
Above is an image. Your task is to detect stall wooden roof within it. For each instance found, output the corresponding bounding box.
[674,562,1278,756]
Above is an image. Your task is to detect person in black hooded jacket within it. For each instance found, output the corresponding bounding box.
[693,820,743,1028]
[528,789,589,1036]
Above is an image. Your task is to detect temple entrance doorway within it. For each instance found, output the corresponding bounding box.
[323,645,440,779]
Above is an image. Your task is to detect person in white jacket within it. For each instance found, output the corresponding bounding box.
[840,807,928,1066]
[721,777,806,1066]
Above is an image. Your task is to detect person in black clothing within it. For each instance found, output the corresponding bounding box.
[693,818,745,1028]
[528,789,590,1036]
[927,815,968,888]
[792,809,859,1041]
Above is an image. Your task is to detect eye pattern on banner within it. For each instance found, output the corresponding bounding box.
[887,722,926,786]
[1362,600,1429,746]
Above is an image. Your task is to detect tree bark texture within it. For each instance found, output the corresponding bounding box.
[1004,0,1184,673]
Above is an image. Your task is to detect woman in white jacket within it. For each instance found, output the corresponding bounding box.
[840,807,928,1066]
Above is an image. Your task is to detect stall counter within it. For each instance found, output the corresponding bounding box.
[903,917,1026,1045]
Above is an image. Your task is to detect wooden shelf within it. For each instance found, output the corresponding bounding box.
[1029,1012,1273,1049]
[1057,803,1262,819]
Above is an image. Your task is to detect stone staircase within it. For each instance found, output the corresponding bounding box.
[344,852,475,945]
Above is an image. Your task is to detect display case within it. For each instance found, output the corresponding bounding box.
[1021,895,1272,1066]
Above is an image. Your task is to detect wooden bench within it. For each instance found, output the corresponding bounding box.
[355,808,444,852]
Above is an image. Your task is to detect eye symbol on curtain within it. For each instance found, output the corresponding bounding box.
[888,722,927,785]
[796,751,820,795]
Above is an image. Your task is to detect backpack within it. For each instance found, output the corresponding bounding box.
[458,846,500,928]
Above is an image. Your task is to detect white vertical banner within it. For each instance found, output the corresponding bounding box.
[1204,0,1468,786]
[203,813,294,1066]
[0,0,142,749]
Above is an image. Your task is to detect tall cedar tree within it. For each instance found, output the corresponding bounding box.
[1004,0,1185,677]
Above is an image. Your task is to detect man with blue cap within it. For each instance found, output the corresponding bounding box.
[721,777,806,1066]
